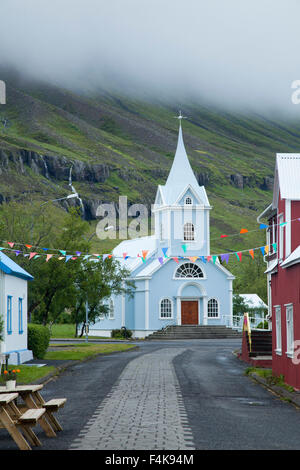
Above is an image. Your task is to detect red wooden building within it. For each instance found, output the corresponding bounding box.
[258,154,300,389]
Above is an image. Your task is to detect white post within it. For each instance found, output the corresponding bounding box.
[176,297,181,325]
[145,280,149,330]
[203,296,208,325]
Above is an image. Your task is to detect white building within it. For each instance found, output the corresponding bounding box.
[0,252,33,364]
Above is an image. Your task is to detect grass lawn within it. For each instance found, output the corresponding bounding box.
[0,365,56,385]
[45,343,136,361]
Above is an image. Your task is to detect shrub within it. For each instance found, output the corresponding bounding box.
[111,328,132,339]
[28,324,50,359]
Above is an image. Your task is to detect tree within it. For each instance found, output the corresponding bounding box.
[71,258,134,337]
[0,201,135,333]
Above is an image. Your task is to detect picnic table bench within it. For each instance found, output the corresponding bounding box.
[0,384,67,448]
[0,392,46,450]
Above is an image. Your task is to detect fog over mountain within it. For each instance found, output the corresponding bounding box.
[1,0,300,115]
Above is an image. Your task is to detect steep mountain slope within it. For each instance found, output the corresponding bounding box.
[1,70,300,255]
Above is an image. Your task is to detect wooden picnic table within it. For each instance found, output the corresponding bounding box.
[0,392,46,450]
[0,384,66,438]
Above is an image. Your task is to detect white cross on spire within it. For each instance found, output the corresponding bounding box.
[174,110,187,120]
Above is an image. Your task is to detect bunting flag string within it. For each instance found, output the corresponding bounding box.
[0,235,279,266]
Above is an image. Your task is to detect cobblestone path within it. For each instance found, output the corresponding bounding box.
[69,348,195,450]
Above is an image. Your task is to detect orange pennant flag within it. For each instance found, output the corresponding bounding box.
[25,244,32,249]
[265,245,269,255]
[249,249,254,259]
[240,228,248,234]
[188,256,198,263]
[142,250,149,260]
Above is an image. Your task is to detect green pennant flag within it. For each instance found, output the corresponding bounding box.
[181,244,187,253]
[212,255,217,264]
[59,250,67,256]
[272,243,277,253]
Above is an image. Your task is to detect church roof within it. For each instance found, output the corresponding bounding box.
[112,235,157,273]
[159,123,210,206]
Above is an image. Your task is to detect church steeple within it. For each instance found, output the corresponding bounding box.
[153,115,211,257]
[161,119,210,207]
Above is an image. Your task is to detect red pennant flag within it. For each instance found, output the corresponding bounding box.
[25,244,32,248]
[249,249,254,259]
[173,257,179,263]
[220,234,228,238]
[207,256,212,263]
[235,252,242,261]
[7,242,14,248]
[29,252,37,260]
[123,252,127,259]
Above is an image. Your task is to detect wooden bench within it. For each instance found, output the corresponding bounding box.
[43,398,67,431]
[0,393,46,450]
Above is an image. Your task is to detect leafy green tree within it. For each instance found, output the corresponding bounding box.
[0,202,135,333]
[72,258,134,337]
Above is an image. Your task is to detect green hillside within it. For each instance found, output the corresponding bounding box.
[1,70,300,261]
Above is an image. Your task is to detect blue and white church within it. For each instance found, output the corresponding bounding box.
[90,120,235,338]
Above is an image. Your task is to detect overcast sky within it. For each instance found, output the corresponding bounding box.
[1,0,300,114]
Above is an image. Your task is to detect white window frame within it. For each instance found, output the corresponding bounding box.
[274,305,282,355]
[183,222,195,241]
[207,298,219,318]
[285,303,294,358]
[109,299,115,320]
[159,298,173,319]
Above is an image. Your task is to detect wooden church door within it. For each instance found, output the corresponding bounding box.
[181,301,198,325]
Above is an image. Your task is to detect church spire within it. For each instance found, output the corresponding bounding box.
[164,117,200,197]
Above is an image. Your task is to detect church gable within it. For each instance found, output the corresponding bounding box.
[176,185,204,206]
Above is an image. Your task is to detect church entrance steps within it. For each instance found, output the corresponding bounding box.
[145,325,242,340]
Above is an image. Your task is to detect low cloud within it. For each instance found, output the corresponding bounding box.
[1,0,300,114]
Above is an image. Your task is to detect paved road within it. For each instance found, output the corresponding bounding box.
[1,339,300,451]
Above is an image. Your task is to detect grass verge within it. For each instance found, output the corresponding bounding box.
[245,367,295,393]
[44,343,136,361]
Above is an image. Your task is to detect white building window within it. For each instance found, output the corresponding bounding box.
[184,222,195,241]
[275,306,282,354]
[160,298,173,318]
[185,197,192,205]
[109,299,114,319]
[208,299,219,318]
[175,263,203,279]
[286,304,294,357]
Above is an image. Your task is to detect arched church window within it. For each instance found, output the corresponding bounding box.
[175,263,203,279]
[109,299,114,319]
[208,299,219,317]
[184,222,195,241]
[185,197,192,205]
[160,298,173,318]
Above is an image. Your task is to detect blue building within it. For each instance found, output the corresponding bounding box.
[89,122,235,338]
